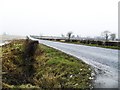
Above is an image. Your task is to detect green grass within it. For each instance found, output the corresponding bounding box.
[81,43,119,50]
[74,42,120,50]
[57,40,120,50]
[1,39,93,89]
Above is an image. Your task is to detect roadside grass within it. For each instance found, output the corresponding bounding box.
[58,40,120,50]
[1,39,93,89]
[75,42,120,50]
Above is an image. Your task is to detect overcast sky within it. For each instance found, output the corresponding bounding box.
[0,0,119,37]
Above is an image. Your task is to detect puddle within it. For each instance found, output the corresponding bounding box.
[93,68,118,88]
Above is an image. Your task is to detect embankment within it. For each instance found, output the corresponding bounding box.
[1,39,93,89]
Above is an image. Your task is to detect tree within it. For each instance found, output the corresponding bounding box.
[77,35,80,38]
[101,30,111,41]
[67,31,73,41]
[110,33,116,41]
[72,35,75,38]
[61,34,65,37]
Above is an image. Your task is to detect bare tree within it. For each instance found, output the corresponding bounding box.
[77,35,80,38]
[61,34,65,37]
[67,31,73,41]
[101,30,111,41]
[110,33,116,41]
[72,35,75,38]
[76,35,81,40]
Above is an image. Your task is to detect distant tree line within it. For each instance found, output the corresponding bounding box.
[59,30,118,47]
[61,30,117,42]
[101,30,116,41]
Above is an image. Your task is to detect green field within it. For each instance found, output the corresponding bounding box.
[57,40,120,50]
[1,39,93,89]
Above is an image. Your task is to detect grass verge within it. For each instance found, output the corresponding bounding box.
[57,41,120,50]
[1,39,93,89]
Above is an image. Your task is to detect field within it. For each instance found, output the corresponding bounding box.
[0,34,25,43]
[57,40,120,50]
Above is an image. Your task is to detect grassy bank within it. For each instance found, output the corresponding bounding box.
[56,40,120,50]
[1,39,93,89]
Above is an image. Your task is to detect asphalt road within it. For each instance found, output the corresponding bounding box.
[30,37,119,88]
